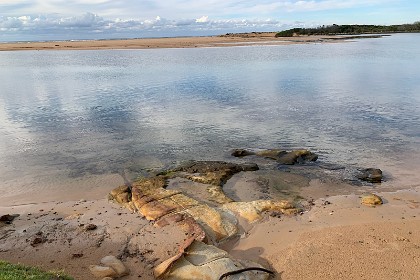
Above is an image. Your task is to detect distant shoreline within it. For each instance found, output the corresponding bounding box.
[0,33,388,51]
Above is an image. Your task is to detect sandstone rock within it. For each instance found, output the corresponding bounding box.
[357,168,382,183]
[101,277,114,280]
[361,193,383,206]
[89,265,117,278]
[223,200,297,222]
[109,161,301,245]
[155,241,271,280]
[109,185,132,204]
[101,255,129,277]
[127,177,238,243]
[207,186,234,204]
[108,160,300,280]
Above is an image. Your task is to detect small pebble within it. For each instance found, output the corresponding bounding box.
[85,224,97,231]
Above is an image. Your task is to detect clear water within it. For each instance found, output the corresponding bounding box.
[1,34,419,204]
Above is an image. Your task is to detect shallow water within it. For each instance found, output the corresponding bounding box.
[1,34,419,205]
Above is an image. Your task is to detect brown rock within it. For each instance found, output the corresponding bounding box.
[358,168,383,183]
[256,149,287,159]
[277,150,318,165]
[126,177,237,243]
[109,185,132,204]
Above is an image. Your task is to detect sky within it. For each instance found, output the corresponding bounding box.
[0,0,419,42]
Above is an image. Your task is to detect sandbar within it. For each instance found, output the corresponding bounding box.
[0,33,365,51]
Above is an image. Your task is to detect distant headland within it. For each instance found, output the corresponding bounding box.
[275,22,420,37]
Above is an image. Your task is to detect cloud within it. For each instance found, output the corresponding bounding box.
[0,1,411,41]
[0,12,307,41]
[0,0,394,18]
[196,16,209,23]
[58,13,104,28]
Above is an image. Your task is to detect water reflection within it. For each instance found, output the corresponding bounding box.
[0,34,419,203]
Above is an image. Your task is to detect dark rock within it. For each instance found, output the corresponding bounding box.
[231,149,255,157]
[174,161,257,174]
[0,214,19,222]
[357,168,382,183]
[85,224,98,231]
[31,236,46,246]
[231,148,318,165]
[173,161,259,186]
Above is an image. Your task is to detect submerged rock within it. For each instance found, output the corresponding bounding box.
[361,193,383,206]
[277,150,318,165]
[174,161,259,186]
[231,148,318,165]
[231,149,255,157]
[357,168,383,183]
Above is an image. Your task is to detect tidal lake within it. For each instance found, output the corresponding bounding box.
[1,34,419,205]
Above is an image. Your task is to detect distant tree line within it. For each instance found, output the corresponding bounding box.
[275,22,420,37]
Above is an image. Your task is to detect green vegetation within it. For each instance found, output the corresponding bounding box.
[275,22,420,37]
[0,260,73,280]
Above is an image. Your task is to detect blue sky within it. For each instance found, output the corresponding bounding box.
[0,0,419,42]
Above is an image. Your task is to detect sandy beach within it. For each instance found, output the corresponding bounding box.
[0,33,357,51]
[1,159,419,279]
[1,186,419,279]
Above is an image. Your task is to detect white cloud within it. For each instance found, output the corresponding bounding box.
[0,0,394,18]
[0,0,411,41]
[58,13,104,28]
[196,16,209,23]
[0,12,305,41]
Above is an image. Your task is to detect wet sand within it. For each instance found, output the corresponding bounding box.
[1,180,419,279]
[0,33,354,51]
